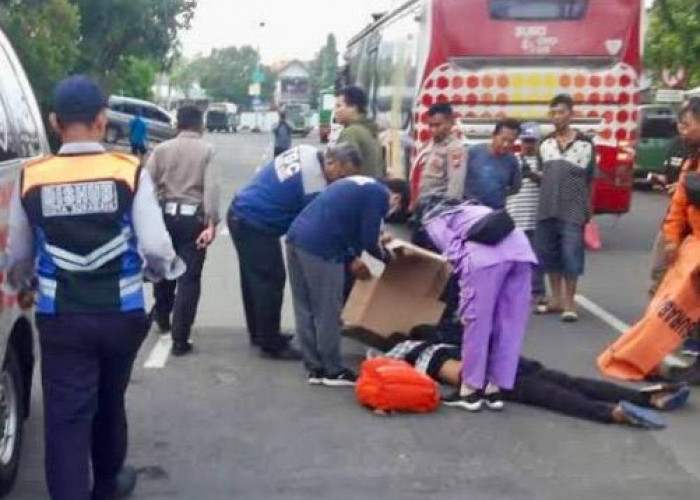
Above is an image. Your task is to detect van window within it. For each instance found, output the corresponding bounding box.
[640,118,677,140]
[0,45,43,160]
[0,97,17,162]
[146,107,171,124]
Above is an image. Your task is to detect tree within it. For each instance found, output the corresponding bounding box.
[72,0,197,80]
[645,0,700,88]
[309,34,339,107]
[110,57,159,100]
[175,46,274,108]
[0,0,80,111]
[198,46,260,104]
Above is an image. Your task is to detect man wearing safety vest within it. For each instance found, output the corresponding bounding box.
[6,76,184,500]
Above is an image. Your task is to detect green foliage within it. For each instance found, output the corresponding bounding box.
[0,0,197,114]
[110,57,159,100]
[0,0,80,111]
[176,46,276,108]
[72,0,196,76]
[645,0,700,88]
[199,46,260,104]
[309,34,339,107]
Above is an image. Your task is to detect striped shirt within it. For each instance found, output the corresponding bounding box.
[506,155,540,231]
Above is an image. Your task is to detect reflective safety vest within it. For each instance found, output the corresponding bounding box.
[21,152,145,314]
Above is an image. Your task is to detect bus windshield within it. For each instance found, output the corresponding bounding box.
[490,0,589,21]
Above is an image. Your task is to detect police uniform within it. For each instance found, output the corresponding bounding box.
[6,77,182,500]
[147,129,218,354]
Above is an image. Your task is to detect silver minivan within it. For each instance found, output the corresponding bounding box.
[0,27,48,497]
[106,95,177,145]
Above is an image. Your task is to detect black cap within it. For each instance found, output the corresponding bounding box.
[53,75,107,123]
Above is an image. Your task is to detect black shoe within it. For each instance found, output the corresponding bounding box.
[92,466,137,499]
[484,391,505,411]
[171,341,193,357]
[147,307,171,333]
[260,345,302,361]
[308,370,324,385]
[322,369,357,387]
[442,390,484,412]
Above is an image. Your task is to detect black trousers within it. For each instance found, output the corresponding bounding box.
[37,311,147,500]
[153,213,207,345]
[228,213,288,352]
[508,358,651,423]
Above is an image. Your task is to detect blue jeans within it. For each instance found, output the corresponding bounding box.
[535,219,585,278]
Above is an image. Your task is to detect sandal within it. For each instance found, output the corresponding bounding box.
[618,401,666,430]
[534,303,563,315]
[560,311,579,323]
[653,386,691,412]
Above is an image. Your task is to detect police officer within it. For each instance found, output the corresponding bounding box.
[228,143,361,359]
[6,76,183,500]
[147,106,218,356]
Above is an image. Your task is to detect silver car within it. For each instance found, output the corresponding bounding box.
[105,95,176,145]
[0,26,48,497]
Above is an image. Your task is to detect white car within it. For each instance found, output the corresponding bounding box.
[0,27,49,497]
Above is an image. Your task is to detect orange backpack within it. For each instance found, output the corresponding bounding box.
[356,358,440,413]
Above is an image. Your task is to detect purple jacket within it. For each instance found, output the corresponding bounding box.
[424,203,537,269]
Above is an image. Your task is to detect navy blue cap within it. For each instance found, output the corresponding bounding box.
[53,75,107,123]
[520,121,541,141]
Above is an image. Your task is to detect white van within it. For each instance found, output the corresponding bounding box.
[0,27,48,496]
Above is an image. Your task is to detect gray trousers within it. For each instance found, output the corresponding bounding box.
[285,242,345,375]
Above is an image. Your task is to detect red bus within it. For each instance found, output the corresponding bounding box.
[341,0,645,214]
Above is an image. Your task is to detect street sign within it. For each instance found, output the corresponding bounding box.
[248,83,261,97]
[656,89,685,104]
[252,69,266,84]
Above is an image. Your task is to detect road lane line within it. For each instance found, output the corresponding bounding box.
[575,294,691,368]
[574,294,630,333]
[144,335,172,369]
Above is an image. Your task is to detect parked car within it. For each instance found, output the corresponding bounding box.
[634,105,678,181]
[206,102,239,133]
[105,96,176,145]
[0,27,48,497]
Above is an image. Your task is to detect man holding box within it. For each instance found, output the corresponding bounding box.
[285,176,394,386]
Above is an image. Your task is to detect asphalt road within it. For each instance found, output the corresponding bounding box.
[10,132,700,500]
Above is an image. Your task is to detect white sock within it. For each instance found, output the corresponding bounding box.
[460,383,478,397]
[484,383,500,395]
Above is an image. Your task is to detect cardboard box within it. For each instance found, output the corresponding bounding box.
[342,240,451,349]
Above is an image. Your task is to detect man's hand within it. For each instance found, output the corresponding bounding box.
[666,182,678,196]
[17,290,35,310]
[196,223,216,250]
[664,242,680,265]
[350,258,372,281]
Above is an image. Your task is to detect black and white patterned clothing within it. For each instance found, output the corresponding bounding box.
[537,132,596,225]
[506,155,540,231]
[385,340,460,379]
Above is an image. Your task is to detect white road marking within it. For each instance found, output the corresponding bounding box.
[574,294,630,333]
[143,335,172,369]
[576,294,692,369]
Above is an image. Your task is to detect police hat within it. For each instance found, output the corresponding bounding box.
[53,75,107,123]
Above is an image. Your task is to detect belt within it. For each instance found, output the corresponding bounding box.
[164,202,200,216]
